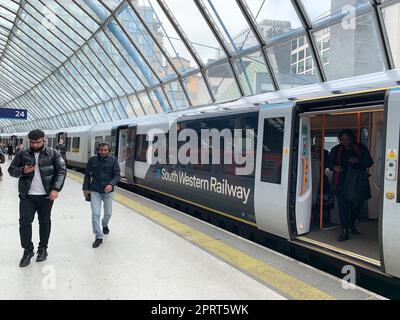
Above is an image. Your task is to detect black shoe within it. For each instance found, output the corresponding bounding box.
[350,225,361,235]
[92,239,103,248]
[19,251,35,268]
[337,228,349,242]
[36,248,48,262]
[103,226,109,235]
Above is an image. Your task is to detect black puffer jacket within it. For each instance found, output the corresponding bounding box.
[8,146,67,197]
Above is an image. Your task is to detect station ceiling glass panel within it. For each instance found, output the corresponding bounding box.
[0,0,399,132]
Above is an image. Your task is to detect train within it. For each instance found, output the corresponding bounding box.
[2,69,400,279]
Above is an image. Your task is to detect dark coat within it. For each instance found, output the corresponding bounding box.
[83,154,121,194]
[55,143,66,160]
[7,144,13,155]
[8,146,67,197]
[328,143,373,200]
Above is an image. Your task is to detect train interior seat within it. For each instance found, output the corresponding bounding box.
[300,109,384,264]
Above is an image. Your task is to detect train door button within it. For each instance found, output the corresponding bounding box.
[386,192,395,200]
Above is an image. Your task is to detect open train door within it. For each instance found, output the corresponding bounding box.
[125,125,137,184]
[111,124,136,183]
[254,102,294,239]
[56,132,67,144]
[294,115,312,235]
[382,89,400,277]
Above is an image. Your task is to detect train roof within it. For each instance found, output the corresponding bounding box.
[3,70,400,136]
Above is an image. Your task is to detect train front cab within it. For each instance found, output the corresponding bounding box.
[290,88,400,278]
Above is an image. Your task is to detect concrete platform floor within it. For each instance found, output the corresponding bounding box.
[0,159,385,300]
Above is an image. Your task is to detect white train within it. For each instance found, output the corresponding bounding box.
[2,70,400,279]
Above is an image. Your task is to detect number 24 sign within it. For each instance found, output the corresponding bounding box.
[0,108,28,120]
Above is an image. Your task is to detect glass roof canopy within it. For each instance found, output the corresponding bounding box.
[0,0,399,132]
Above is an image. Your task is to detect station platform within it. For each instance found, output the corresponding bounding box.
[0,159,385,300]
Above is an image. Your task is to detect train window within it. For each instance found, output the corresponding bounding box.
[105,135,112,144]
[71,137,80,153]
[66,137,71,152]
[135,134,148,162]
[261,117,285,184]
[94,136,103,154]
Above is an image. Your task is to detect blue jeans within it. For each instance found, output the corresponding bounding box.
[91,191,114,240]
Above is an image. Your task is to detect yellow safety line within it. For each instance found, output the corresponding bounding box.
[67,172,335,300]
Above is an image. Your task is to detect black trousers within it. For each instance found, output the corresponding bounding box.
[336,194,363,229]
[19,195,54,252]
[0,165,2,177]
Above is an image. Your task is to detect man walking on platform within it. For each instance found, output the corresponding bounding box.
[83,142,121,248]
[8,129,67,267]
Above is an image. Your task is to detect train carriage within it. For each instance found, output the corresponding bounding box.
[6,70,400,278]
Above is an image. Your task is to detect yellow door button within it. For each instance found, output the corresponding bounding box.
[386,192,395,200]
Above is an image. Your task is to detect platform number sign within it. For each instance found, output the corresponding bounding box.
[0,108,28,120]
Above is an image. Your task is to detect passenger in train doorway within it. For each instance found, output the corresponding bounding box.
[7,141,14,160]
[55,139,66,163]
[0,147,5,181]
[8,130,67,267]
[311,136,331,226]
[328,129,373,242]
[83,142,121,248]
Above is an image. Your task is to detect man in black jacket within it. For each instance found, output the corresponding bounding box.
[328,129,373,242]
[8,129,66,267]
[83,142,121,248]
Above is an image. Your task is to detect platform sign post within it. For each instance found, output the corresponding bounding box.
[0,108,28,120]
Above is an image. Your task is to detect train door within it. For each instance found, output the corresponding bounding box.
[295,116,312,235]
[125,125,137,184]
[113,125,133,180]
[382,89,400,277]
[254,103,294,239]
[56,132,67,145]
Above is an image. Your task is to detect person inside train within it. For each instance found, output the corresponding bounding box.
[328,129,373,242]
[83,142,121,248]
[0,146,5,181]
[8,129,67,267]
[311,136,331,226]
[7,141,14,160]
[55,139,67,163]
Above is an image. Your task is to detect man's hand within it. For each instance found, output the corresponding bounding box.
[23,165,35,174]
[104,185,113,193]
[334,165,344,173]
[83,190,90,197]
[349,157,359,164]
[49,190,59,201]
